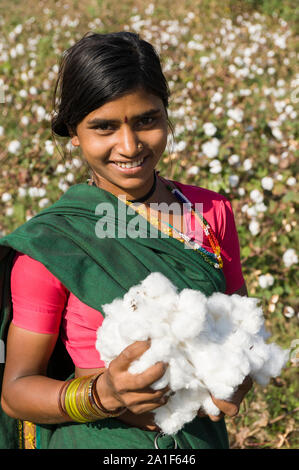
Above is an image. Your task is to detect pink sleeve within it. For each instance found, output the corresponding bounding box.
[218,199,245,295]
[11,252,69,334]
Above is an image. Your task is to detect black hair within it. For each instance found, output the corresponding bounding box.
[51,31,171,138]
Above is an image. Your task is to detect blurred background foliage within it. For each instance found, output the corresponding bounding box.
[0,0,298,448]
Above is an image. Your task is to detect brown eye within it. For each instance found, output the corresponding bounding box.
[94,123,115,133]
[137,116,156,128]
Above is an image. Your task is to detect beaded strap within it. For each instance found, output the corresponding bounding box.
[123,174,223,270]
[160,177,223,269]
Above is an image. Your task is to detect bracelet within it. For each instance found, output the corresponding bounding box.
[60,373,125,423]
[91,372,126,417]
[58,379,73,419]
[64,377,88,423]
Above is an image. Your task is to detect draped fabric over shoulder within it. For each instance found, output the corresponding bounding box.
[0,182,228,449]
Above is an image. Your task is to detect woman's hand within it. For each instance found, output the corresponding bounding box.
[96,340,170,415]
[198,375,253,421]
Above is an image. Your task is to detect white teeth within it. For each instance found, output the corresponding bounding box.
[115,157,145,169]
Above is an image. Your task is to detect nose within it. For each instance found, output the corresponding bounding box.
[116,125,141,158]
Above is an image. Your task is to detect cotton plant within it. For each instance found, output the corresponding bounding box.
[96,272,289,435]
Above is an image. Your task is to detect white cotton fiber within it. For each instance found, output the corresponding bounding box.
[95,272,290,435]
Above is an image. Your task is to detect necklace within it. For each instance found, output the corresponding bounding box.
[159,176,223,269]
[88,172,223,269]
[123,175,223,270]
[164,221,221,268]
[128,171,157,203]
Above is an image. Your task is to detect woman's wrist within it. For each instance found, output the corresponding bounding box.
[95,370,125,414]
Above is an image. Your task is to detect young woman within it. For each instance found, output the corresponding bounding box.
[0,32,251,449]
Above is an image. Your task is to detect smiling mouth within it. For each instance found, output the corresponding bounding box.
[113,156,146,169]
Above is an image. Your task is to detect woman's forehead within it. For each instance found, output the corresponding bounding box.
[83,88,165,122]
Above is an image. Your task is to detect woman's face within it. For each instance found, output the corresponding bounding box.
[71,88,168,199]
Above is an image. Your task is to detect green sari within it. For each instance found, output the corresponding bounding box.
[0,182,228,449]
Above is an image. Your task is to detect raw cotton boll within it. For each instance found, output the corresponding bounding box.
[207,381,236,401]
[224,334,253,379]
[237,354,251,378]
[209,309,234,340]
[101,298,124,318]
[229,292,255,312]
[229,295,264,334]
[250,370,271,386]
[123,274,178,316]
[255,323,271,341]
[207,292,233,319]
[129,337,173,375]
[172,291,207,340]
[206,294,234,337]
[199,391,221,417]
[212,366,245,395]
[123,284,149,306]
[247,337,272,373]
[201,351,239,397]
[168,355,197,391]
[149,320,172,339]
[258,343,290,380]
[96,272,289,435]
[141,272,178,300]
[169,389,200,422]
[154,390,200,435]
[118,316,151,343]
[193,342,223,378]
[249,343,289,385]
[232,307,264,336]
[230,294,260,316]
[226,329,252,351]
[122,287,147,311]
[178,288,207,311]
[152,293,178,318]
[95,317,128,365]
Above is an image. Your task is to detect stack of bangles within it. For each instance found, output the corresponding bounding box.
[58,369,126,423]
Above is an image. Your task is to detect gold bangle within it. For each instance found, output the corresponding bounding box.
[62,375,120,423]
[76,377,107,420]
[65,378,88,423]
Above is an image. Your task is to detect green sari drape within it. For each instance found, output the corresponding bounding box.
[0,182,228,449]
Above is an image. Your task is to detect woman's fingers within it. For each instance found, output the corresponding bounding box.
[128,361,168,390]
[197,376,253,422]
[115,340,151,372]
[114,384,169,410]
[103,340,170,412]
[209,375,253,419]
[109,341,169,392]
[126,390,171,415]
[210,396,239,418]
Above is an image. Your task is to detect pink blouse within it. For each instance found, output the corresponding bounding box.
[11,184,245,368]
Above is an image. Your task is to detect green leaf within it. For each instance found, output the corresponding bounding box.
[241,246,251,258]
[282,191,299,203]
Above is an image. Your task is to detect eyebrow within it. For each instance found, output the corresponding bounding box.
[86,108,162,127]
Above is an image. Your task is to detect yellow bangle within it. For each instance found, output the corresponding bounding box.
[65,378,88,423]
[62,374,125,423]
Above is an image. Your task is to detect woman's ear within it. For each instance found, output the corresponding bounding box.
[67,126,80,146]
[71,135,80,147]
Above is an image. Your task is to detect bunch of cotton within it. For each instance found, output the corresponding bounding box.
[96,273,289,435]
[201,138,220,158]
